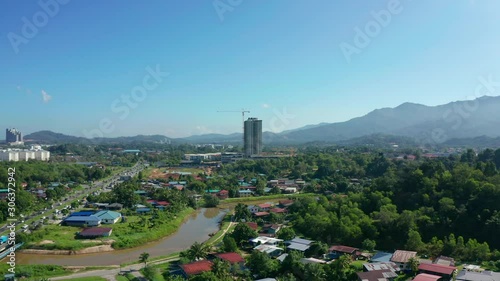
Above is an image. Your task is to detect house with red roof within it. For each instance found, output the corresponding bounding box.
[246,222,258,231]
[328,245,360,259]
[78,227,112,238]
[180,260,213,278]
[270,208,287,214]
[253,212,270,218]
[412,273,441,281]
[258,203,272,211]
[217,190,229,200]
[418,263,457,279]
[214,252,245,265]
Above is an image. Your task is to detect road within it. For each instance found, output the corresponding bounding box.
[50,256,178,281]
[0,161,146,236]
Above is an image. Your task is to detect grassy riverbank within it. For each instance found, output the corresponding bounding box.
[23,208,196,251]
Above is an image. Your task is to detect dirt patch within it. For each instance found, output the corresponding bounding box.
[20,245,114,255]
[38,240,55,245]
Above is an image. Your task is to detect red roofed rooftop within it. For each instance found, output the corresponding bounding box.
[215,252,245,264]
[180,260,213,276]
[418,263,457,275]
[246,222,258,230]
[412,273,442,281]
[329,245,358,254]
[254,212,269,217]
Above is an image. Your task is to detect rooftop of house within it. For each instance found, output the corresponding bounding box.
[418,263,457,275]
[250,236,283,245]
[94,210,122,220]
[390,250,417,263]
[412,273,442,281]
[246,222,258,230]
[363,262,400,272]
[357,269,398,281]
[64,215,100,222]
[371,251,394,263]
[286,242,311,252]
[456,270,500,281]
[79,227,112,236]
[214,252,245,264]
[180,260,213,276]
[329,245,358,254]
[254,212,270,217]
[258,203,272,208]
[288,237,313,245]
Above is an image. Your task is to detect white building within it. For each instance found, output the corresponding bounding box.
[0,149,50,162]
[0,150,19,161]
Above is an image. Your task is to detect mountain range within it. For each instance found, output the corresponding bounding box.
[22,96,500,146]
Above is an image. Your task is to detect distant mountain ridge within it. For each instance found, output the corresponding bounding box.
[23,96,500,145]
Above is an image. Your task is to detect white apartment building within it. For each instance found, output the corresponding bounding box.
[0,149,50,162]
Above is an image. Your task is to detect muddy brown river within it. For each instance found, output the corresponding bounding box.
[16,208,228,266]
[16,199,280,266]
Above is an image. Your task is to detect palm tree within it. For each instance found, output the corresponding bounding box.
[187,241,209,261]
[139,252,150,268]
[211,259,231,279]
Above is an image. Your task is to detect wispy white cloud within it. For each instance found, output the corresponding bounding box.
[41,90,52,103]
[262,103,270,108]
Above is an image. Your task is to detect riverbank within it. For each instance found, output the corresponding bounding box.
[21,208,196,254]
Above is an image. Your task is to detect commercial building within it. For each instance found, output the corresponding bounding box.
[244,118,262,157]
[5,128,23,145]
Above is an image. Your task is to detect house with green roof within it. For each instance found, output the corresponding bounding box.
[94,210,122,224]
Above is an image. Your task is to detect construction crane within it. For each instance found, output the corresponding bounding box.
[217,109,250,126]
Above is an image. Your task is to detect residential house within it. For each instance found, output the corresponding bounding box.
[249,236,283,246]
[300,258,327,265]
[278,200,294,208]
[456,270,500,281]
[63,215,101,227]
[254,244,284,257]
[270,208,287,214]
[214,252,245,271]
[247,205,260,214]
[411,273,441,281]
[390,250,417,271]
[357,269,398,281]
[246,222,258,231]
[363,262,400,273]
[433,256,455,266]
[285,237,313,253]
[106,203,123,211]
[258,203,272,212]
[328,245,359,259]
[78,227,112,238]
[253,212,269,218]
[180,260,213,278]
[94,210,122,224]
[217,190,229,200]
[371,251,394,263]
[239,190,253,197]
[134,190,147,196]
[260,224,281,237]
[418,263,457,279]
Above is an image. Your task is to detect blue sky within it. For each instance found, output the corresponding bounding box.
[1,0,500,138]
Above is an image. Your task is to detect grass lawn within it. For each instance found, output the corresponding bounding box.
[205,213,235,246]
[116,275,130,281]
[0,264,71,280]
[351,260,365,271]
[58,277,108,281]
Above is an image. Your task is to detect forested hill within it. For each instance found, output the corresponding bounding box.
[221,148,500,262]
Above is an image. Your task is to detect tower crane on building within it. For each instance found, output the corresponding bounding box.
[217,109,251,144]
[217,109,250,127]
